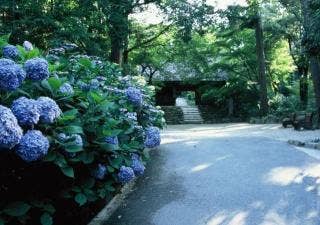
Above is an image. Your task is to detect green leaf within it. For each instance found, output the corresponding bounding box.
[4,202,31,217]
[61,166,74,178]
[110,157,123,169]
[54,154,67,167]
[47,77,62,90]
[62,125,83,134]
[64,143,83,153]
[82,178,95,189]
[107,166,115,173]
[60,109,78,121]
[79,58,92,68]
[40,213,53,225]
[43,204,55,214]
[79,152,95,164]
[89,92,104,103]
[44,151,57,162]
[75,193,87,206]
[0,217,5,225]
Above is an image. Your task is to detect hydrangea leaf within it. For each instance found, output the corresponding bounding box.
[64,143,83,153]
[59,109,78,122]
[79,152,94,164]
[75,193,87,206]
[40,212,53,225]
[61,166,74,178]
[61,125,83,134]
[3,202,31,217]
[47,77,62,90]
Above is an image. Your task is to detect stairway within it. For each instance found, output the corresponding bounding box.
[181,106,203,124]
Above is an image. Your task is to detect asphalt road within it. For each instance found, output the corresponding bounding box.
[106,124,320,225]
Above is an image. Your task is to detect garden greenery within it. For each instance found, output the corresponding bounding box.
[0,36,165,225]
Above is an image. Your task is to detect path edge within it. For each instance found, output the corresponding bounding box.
[87,178,137,225]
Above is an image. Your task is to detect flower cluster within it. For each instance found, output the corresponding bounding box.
[0,58,15,66]
[59,83,74,95]
[2,45,19,60]
[71,134,83,146]
[125,87,143,106]
[0,63,26,91]
[0,105,23,149]
[11,97,40,126]
[23,41,33,51]
[37,97,62,124]
[24,58,50,81]
[144,127,161,148]
[105,136,119,145]
[91,164,107,180]
[15,130,49,162]
[131,156,145,176]
[117,166,135,184]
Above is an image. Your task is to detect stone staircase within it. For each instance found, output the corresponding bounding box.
[181,106,203,124]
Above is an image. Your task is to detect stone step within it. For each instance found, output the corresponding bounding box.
[180,106,203,124]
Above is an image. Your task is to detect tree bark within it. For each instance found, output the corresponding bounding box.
[300,0,320,119]
[254,15,268,116]
[110,38,123,64]
[310,57,320,113]
[107,1,130,65]
[299,67,309,108]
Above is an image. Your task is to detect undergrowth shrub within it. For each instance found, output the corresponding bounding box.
[0,36,165,225]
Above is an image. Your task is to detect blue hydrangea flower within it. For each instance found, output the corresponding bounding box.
[23,41,33,51]
[105,136,119,145]
[90,79,100,90]
[49,48,65,56]
[144,127,161,148]
[57,133,67,142]
[96,76,107,82]
[131,159,145,176]
[37,97,62,124]
[131,153,140,161]
[117,166,135,184]
[11,97,40,126]
[3,45,19,60]
[92,164,107,180]
[59,83,74,95]
[0,105,23,150]
[62,43,78,52]
[77,81,90,91]
[126,112,137,121]
[125,87,142,106]
[0,64,26,91]
[24,58,50,81]
[70,134,83,146]
[0,58,15,66]
[15,130,49,162]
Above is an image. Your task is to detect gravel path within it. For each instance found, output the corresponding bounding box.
[106,124,320,225]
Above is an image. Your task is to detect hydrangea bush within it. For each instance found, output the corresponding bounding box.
[0,37,165,225]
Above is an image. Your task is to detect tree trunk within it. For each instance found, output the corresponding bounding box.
[110,38,123,64]
[310,57,320,113]
[300,0,320,121]
[254,15,268,116]
[107,1,130,65]
[299,67,309,108]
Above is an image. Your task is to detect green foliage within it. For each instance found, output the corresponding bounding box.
[0,39,164,225]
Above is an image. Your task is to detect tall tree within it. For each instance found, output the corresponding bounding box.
[100,0,160,65]
[300,0,320,116]
[254,12,269,115]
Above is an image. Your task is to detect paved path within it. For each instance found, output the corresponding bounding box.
[106,124,320,225]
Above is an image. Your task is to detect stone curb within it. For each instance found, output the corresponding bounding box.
[288,139,320,150]
[88,178,137,225]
